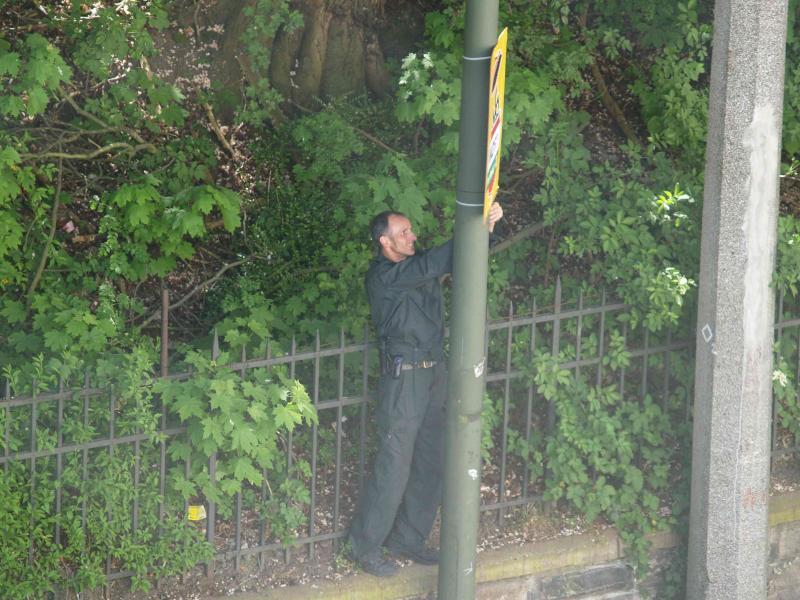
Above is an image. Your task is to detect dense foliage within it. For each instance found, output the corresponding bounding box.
[3,0,800,596]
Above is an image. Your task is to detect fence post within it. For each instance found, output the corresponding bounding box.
[161,286,169,378]
[547,278,562,436]
[159,288,169,504]
[522,297,537,500]
[308,331,320,560]
[205,329,220,585]
[3,378,9,476]
[497,302,514,526]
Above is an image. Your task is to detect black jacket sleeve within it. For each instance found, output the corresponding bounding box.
[374,240,453,289]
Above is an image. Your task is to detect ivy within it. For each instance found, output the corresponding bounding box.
[523,340,687,581]
[0,2,244,366]
[99,182,241,280]
[155,350,317,542]
[0,33,71,118]
[0,346,211,596]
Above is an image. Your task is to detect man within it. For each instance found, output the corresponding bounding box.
[348,203,504,577]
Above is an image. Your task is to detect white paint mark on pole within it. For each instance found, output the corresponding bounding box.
[468,469,478,480]
[701,324,713,343]
[464,562,473,575]
[473,357,486,378]
[743,104,780,352]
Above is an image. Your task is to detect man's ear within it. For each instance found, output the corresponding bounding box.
[379,234,389,250]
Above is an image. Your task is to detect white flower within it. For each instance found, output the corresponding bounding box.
[773,370,788,388]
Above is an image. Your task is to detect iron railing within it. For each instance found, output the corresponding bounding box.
[2,282,800,591]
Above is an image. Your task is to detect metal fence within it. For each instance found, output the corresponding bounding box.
[2,281,800,591]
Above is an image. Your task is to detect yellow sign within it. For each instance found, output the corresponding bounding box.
[187,505,207,521]
[484,28,508,222]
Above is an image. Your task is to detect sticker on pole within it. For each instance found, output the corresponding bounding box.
[483,27,508,222]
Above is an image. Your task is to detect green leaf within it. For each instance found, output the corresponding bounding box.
[0,51,19,76]
[0,147,20,166]
[0,210,23,256]
[626,467,644,492]
[242,380,268,404]
[171,472,196,499]
[247,318,269,340]
[1,299,25,324]
[193,190,215,215]
[160,103,186,126]
[231,426,258,454]
[209,378,236,413]
[0,95,24,117]
[26,85,49,115]
[166,440,193,462]
[232,456,262,485]
[43,329,71,351]
[274,404,300,431]
[216,189,241,232]
[219,477,241,495]
[179,211,205,237]
[148,83,183,106]
[201,416,224,448]
[173,394,205,420]
[247,403,267,422]
[126,202,152,226]
[8,330,40,353]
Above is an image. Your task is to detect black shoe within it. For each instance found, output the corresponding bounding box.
[357,549,399,577]
[385,542,440,565]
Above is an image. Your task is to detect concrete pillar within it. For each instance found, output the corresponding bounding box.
[687,1,788,598]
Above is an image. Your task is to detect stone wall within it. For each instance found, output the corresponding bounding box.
[470,491,800,600]
[769,518,800,600]
[225,491,800,600]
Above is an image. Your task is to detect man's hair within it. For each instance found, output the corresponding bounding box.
[369,211,405,252]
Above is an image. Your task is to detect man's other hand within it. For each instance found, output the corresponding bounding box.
[488,202,504,233]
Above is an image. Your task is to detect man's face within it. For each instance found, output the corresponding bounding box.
[381,214,417,262]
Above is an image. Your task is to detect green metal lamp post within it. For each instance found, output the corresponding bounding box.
[438,1,500,598]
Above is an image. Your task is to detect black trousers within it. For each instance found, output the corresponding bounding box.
[347,363,446,559]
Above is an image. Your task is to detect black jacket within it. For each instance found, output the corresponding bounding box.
[365,240,453,361]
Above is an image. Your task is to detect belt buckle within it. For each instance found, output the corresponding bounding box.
[398,359,437,371]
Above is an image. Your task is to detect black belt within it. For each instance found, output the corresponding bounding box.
[400,360,438,371]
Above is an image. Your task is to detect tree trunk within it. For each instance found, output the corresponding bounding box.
[168,0,421,120]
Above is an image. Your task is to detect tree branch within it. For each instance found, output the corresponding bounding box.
[21,142,157,161]
[490,220,551,256]
[577,7,642,147]
[138,256,252,328]
[289,99,404,155]
[26,156,62,308]
[68,216,228,246]
[588,59,641,147]
[201,101,236,157]
[59,87,156,150]
[352,123,402,156]
[44,125,121,149]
